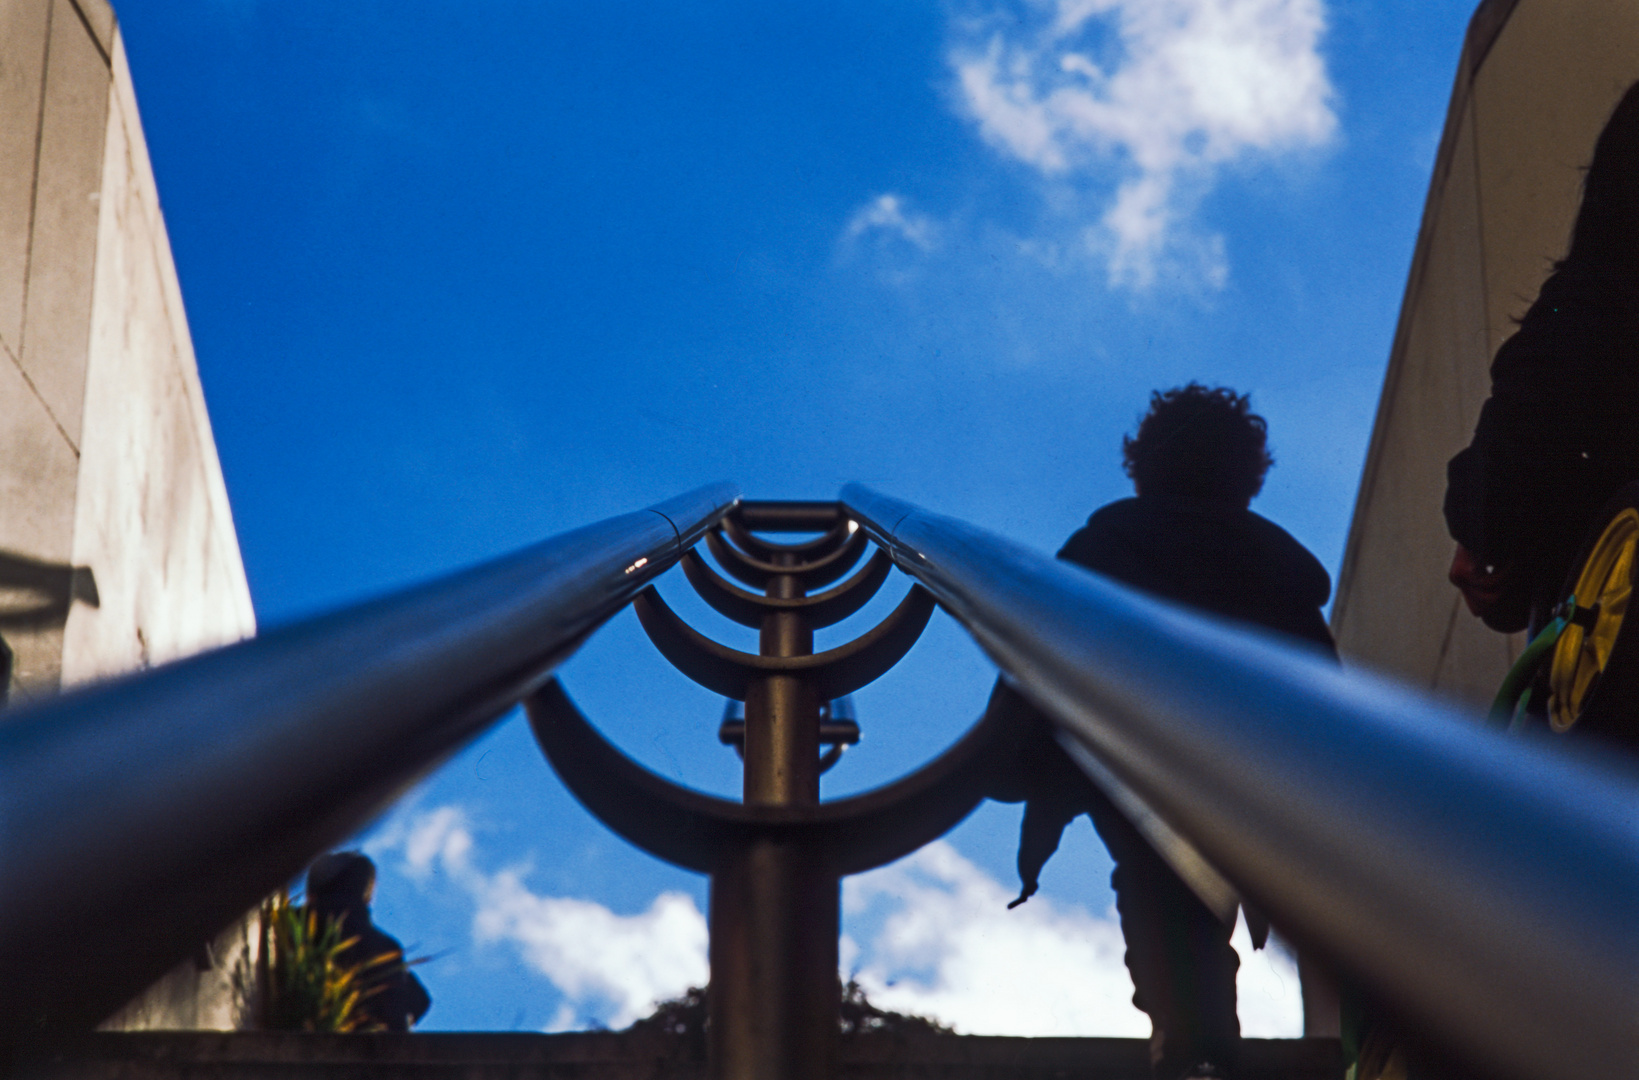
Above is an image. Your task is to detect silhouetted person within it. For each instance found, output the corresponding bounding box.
[305,852,430,1032]
[988,384,1336,1080]
[1422,80,1639,1080]
[1447,81,1639,646]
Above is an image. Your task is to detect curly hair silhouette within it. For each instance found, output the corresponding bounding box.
[1122,383,1273,507]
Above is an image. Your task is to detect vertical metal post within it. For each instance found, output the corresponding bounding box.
[744,558,819,806]
[711,551,837,1080]
[708,841,838,1080]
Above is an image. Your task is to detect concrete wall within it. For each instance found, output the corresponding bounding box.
[0,0,112,702]
[1331,0,1639,705]
[0,0,260,1030]
[61,27,255,682]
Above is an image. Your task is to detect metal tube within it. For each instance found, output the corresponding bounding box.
[743,672,821,806]
[0,484,739,1038]
[744,566,819,807]
[708,840,838,1080]
[719,541,830,1078]
[840,483,1639,1080]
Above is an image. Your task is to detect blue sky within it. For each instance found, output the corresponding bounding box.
[122,0,1474,1034]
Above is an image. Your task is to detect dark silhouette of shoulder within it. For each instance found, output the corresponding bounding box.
[351,922,431,1033]
[305,852,431,1032]
[1058,495,1336,655]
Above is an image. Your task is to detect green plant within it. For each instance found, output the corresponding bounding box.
[260,892,401,1032]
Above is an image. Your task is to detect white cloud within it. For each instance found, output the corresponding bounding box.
[844,193,939,251]
[846,840,1146,1035]
[844,840,1302,1037]
[473,872,707,1029]
[949,0,1336,288]
[401,805,472,877]
[383,807,708,1030]
[1234,919,1305,1039]
[379,810,1299,1037]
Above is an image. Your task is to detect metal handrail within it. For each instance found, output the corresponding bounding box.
[0,484,739,1038]
[841,484,1638,1080]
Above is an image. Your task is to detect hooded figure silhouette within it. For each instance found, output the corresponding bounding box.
[304,852,430,1032]
[986,385,1336,1080]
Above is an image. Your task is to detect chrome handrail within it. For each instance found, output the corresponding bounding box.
[841,483,1638,1080]
[0,484,739,1037]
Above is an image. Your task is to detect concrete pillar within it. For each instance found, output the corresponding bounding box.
[1,0,261,1031]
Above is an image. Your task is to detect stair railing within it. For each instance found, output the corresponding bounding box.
[4,481,1633,1080]
[841,483,1637,1080]
[0,484,739,1038]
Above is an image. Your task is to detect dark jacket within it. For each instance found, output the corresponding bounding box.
[1445,258,1639,606]
[308,899,431,1032]
[996,494,1337,903]
[1059,495,1337,656]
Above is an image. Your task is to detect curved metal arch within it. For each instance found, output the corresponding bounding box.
[526,679,747,873]
[632,583,936,701]
[706,528,866,591]
[721,516,852,562]
[681,548,893,629]
[526,679,1004,876]
[814,693,1011,875]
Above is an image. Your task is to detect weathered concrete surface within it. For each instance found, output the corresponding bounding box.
[1332,0,1639,705]
[0,0,258,1034]
[11,1033,1344,1080]
[21,0,110,452]
[0,0,54,358]
[95,918,264,1037]
[0,0,105,703]
[60,28,255,684]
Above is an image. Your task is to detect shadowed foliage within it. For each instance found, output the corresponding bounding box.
[260,893,403,1033]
